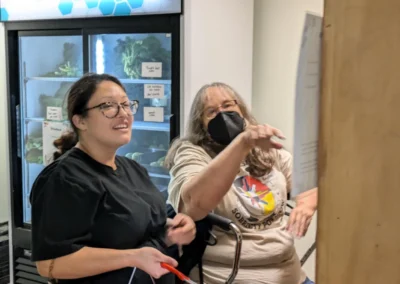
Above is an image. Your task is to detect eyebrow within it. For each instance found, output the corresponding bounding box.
[100,96,129,101]
[206,99,234,109]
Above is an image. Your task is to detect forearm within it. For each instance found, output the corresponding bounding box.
[36,246,135,279]
[296,187,318,210]
[181,134,251,220]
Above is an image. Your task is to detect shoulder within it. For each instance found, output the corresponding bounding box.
[116,155,149,177]
[30,150,103,203]
[270,148,292,167]
[175,141,211,160]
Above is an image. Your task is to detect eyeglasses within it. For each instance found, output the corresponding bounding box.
[203,99,238,119]
[83,100,139,119]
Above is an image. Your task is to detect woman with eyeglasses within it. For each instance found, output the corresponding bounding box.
[29,73,196,284]
[165,82,318,284]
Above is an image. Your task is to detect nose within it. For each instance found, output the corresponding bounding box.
[117,105,130,117]
[215,105,225,114]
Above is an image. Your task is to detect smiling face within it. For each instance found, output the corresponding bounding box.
[72,80,133,150]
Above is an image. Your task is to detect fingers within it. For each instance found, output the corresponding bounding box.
[245,124,285,151]
[286,209,299,232]
[296,214,308,237]
[169,214,195,234]
[170,213,185,228]
[286,206,314,238]
[159,253,178,267]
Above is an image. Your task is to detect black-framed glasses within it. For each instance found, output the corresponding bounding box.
[83,100,139,119]
[204,99,238,119]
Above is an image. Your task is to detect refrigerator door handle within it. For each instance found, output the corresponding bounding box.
[169,113,177,142]
[11,94,22,158]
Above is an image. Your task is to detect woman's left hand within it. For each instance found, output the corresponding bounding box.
[286,188,318,238]
[286,202,316,238]
[165,214,196,246]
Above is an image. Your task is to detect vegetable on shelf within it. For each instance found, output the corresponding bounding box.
[150,156,165,167]
[25,135,43,164]
[114,35,171,79]
[40,42,82,77]
[39,82,71,119]
[53,61,80,77]
[125,152,143,161]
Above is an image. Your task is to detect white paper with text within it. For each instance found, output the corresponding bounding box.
[291,13,323,198]
[46,106,62,121]
[42,121,69,166]
[141,62,162,78]
[143,107,164,122]
[144,84,165,99]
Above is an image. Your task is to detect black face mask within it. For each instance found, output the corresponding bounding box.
[207,111,245,145]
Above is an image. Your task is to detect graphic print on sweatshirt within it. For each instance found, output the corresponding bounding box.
[232,170,286,230]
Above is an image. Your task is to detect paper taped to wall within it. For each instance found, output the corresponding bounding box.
[291,13,323,198]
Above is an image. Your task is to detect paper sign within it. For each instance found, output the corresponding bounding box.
[142,62,162,78]
[143,107,164,122]
[291,13,323,198]
[42,121,70,166]
[144,84,165,99]
[46,106,63,121]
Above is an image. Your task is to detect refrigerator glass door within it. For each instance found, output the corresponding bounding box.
[19,34,83,224]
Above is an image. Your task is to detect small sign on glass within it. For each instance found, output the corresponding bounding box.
[142,62,162,78]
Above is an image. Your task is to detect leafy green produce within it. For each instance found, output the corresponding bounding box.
[41,43,82,77]
[131,152,143,161]
[114,36,171,79]
[125,152,143,161]
[150,156,165,167]
[39,82,71,119]
[25,134,43,164]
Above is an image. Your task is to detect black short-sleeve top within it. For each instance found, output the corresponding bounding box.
[30,148,173,284]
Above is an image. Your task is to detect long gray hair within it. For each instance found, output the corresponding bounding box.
[165,82,274,177]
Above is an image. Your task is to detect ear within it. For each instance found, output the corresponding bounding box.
[72,114,87,131]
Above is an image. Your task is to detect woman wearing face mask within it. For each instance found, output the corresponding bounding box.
[30,73,196,284]
[165,82,317,284]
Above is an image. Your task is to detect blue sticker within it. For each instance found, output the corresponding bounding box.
[0,8,9,21]
[127,0,144,9]
[99,0,116,15]
[58,0,74,16]
[84,0,99,9]
[114,2,131,16]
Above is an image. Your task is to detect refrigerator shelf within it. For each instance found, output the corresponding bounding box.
[149,173,170,179]
[25,76,79,82]
[24,77,172,85]
[133,121,169,132]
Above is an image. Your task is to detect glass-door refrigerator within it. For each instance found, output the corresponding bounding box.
[6,14,180,283]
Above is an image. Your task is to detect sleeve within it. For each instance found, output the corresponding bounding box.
[30,170,104,261]
[275,149,293,193]
[167,142,211,212]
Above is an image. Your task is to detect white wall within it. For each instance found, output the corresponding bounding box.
[252,0,323,153]
[0,23,10,223]
[181,0,254,132]
[252,0,324,281]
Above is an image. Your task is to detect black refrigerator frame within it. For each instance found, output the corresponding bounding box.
[4,13,181,253]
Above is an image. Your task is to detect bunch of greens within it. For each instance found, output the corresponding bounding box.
[41,42,82,77]
[39,82,71,119]
[114,36,171,79]
[25,132,43,164]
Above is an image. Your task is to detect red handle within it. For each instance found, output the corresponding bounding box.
[160,262,190,281]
